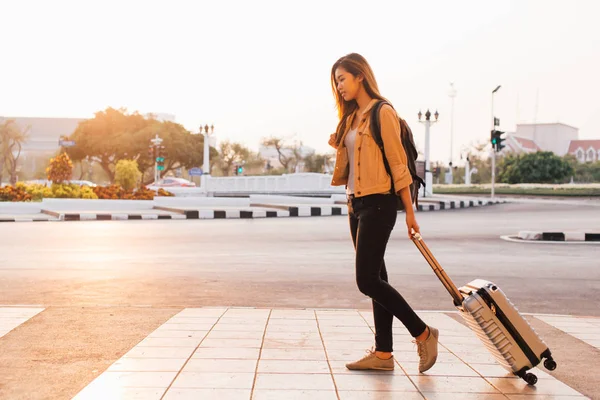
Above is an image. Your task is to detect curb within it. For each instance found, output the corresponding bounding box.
[501,235,600,244]
[0,199,504,222]
[56,213,187,221]
[249,203,346,217]
[0,218,52,222]
[417,199,505,212]
[516,231,600,242]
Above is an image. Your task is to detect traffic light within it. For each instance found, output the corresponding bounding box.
[491,129,506,152]
[156,146,166,171]
[237,165,243,175]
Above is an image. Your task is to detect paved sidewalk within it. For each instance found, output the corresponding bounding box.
[0,307,44,338]
[72,308,589,400]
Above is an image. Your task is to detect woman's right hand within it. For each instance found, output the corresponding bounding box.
[328,133,338,149]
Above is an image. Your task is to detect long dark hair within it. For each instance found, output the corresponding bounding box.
[331,53,388,147]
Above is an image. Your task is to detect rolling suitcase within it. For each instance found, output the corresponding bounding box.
[411,232,557,385]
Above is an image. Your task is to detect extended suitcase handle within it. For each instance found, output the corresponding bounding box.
[411,231,465,307]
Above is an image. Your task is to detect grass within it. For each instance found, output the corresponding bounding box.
[433,184,600,197]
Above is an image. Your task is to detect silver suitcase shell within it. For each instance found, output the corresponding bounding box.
[411,233,557,385]
[459,280,552,377]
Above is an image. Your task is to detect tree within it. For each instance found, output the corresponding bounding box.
[563,155,600,183]
[456,141,492,184]
[64,108,208,184]
[303,152,333,173]
[216,141,251,176]
[498,151,573,184]
[497,154,521,184]
[0,120,29,184]
[261,137,300,172]
[46,152,74,184]
[115,159,142,191]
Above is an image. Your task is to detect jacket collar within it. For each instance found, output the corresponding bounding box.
[349,98,381,121]
[362,98,381,115]
[339,99,381,148]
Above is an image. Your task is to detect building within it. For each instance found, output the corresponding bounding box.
[1,111,177,180]
[502,122,600,163]
[504,135,541,154]
[567,140,600,163]
[0,116,85,179]
[258,142,316,172]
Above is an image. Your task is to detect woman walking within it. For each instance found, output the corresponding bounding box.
[328,53,439,373]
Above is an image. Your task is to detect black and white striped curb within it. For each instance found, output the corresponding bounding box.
[42,210,188,221]
[417,199,505,211]
[245,204,346,217]
[0,199,504,222]
[517,231,600,242]
[0,218,50,222]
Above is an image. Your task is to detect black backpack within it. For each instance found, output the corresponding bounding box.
[370,100,425,211]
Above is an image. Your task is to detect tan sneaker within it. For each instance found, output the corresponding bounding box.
[415,326,439,373]
[345,348,395,371]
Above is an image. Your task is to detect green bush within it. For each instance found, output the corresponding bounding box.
[567,158,600,183]
[498,152,573,184]
[17,182,52,201]
[115,159,142,191]
[79,186,97,199]
[49,183,99,199]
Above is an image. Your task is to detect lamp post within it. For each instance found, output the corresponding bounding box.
[200,123,215,191]
[447,83,457,184]
[491,85,501,199]
[418,109,439,197]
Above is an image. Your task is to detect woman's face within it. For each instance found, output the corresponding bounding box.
[335,67,362,102]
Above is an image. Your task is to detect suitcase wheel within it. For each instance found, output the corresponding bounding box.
[523,373,538,386]
[544,358,557,371]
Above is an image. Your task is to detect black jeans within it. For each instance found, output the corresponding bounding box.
[348,193,427,352]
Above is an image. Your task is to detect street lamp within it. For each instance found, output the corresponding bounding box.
[447,83,457,184]
[491,85,501,199]
[199,123,215,192]
[418,108,439,197]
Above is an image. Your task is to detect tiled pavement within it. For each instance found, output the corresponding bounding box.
[68,308,593,400]
[0,307,44,338]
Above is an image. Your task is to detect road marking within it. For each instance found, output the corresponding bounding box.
[0,307,44,338]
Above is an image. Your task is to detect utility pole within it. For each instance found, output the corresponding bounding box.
[150,134,163,183]
[491,85,501,199]
[447,83,457,184]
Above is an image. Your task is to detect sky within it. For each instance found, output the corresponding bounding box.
[1,0,599,165]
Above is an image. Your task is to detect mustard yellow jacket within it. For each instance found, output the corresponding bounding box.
[328,99,412,197]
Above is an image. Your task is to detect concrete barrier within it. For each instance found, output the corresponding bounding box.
[153,197,251,207]
[0,202,44,214]
[248,195,337,205]
[40,199,155,211]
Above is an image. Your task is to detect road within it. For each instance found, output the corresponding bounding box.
[1,201,598,313]
[0,201,599,399]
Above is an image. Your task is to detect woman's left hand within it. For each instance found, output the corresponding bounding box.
[406,212,420,239]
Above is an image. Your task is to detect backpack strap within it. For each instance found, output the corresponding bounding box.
[371,101,425,211]
[369,100,395,195]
